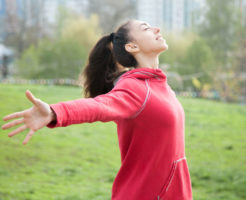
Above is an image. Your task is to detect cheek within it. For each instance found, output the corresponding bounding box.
[137,35,156,50]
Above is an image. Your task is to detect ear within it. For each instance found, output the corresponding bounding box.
[125,42,139,53]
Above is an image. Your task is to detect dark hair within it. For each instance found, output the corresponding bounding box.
[79,19,138,98]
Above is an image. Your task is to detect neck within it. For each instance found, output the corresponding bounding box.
[135,53,159,69]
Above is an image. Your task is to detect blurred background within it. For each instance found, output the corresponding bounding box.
[0,0,245,103]
[0,0,246,200]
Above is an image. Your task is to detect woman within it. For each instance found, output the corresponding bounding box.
[1,19,193,200]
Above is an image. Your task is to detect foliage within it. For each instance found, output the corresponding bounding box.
[3,1,48,55]
[15,45,41,79]
[199,0,239,63]
[16,13,102,79]
[197,0,246,102]
[192,78,201,90]
[159,31,196,67]
[87,0,136,33]
[181,37,215,90]
[160,0,246,103]
[160,32,216,93]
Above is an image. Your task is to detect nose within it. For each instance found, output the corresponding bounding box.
[153,26,160,34]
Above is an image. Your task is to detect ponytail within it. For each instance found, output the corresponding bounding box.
[80,20,138,98]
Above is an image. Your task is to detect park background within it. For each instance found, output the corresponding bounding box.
[0,0,246,199]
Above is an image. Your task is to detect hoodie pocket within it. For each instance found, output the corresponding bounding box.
[156,156,192,200]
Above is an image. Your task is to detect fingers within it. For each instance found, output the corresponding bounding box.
[1,118,24,130]
[23,129,35,145]
[26,90,40,106]
[2,110,26,121]
[2,119,36,145]
[8,124,27,137]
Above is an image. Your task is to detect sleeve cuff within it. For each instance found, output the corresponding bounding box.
[46,103,66,128]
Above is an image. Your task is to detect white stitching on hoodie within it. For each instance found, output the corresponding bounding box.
[129,79,150,119]
[156,156,187,200]
[165,157,186,192]
[113,71,159,119]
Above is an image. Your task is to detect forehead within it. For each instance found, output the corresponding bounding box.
[131,20,151,31]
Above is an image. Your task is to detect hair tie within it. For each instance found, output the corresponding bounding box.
[109,32,115,42]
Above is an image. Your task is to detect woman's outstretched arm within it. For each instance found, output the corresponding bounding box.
[1,78,147,144]
[46,77,147,128]
[1,90,57,145]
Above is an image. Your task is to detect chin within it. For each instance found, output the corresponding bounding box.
[159,44,168,53]
[164,44,168,51]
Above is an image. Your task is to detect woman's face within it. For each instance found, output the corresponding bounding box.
[126,20,168,55]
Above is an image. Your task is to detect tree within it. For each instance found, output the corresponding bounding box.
[159,31,196,68]
[16,14,102,80]
[4,0,47,56]
[88,0,137,33]
[199,0,238,65]
[198,0,245,102]
[180,37,215,90]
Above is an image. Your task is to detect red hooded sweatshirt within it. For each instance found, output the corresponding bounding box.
[46,67,193,200]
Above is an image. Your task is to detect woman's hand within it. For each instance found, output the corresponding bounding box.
[1,90,56,145]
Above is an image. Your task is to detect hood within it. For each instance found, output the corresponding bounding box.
[114,67,167,86]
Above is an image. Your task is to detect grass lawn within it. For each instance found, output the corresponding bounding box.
[0,83,245,200]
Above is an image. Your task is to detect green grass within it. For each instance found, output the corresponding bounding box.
[0,84,245,200]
